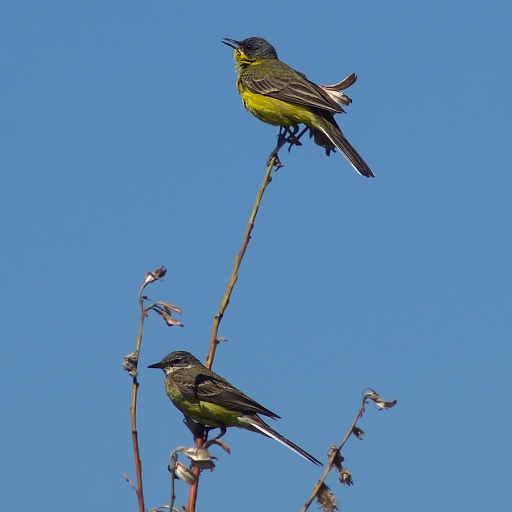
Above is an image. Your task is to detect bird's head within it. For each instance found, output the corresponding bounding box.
[148,350,199,374]
[222,37,278,65]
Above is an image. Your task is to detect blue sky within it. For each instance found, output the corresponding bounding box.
[2,1,511,511]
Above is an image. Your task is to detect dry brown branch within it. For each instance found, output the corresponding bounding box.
[205,155,276,369]
[123,267,182,512]
[302,389,396,511]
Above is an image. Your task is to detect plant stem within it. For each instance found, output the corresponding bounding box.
[130,295,147,512]
[301,397,366,512]
[206,156,275,369]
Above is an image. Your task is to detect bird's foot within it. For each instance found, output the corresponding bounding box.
[204,424,227,442]
[282,125,307,152]
[287,126,308,152]
[266,126,288,169]
[267,148,284,169]
[267,126,306,169]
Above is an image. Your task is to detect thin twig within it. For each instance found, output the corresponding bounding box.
[170,454,177,512]
[301,396,366,512]
[130,289,147,512]
[186,434,204,512]
[127,267,168,512]
[186,155,277,512]
[205,155,275,370]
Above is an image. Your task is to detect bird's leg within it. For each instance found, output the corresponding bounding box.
[266,126,288,169]
[267,125,310,168]
[286,126,308,152]
[281,125,303,151]
[192,422,206,441]
[204,423,227,442]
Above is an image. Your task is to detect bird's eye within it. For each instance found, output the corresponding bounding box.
[246,44,252,50]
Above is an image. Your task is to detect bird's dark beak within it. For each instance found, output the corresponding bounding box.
[148,361,164,369]
[222,38,241,49]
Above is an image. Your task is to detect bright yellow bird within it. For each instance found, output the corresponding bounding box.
[223,37,374,177]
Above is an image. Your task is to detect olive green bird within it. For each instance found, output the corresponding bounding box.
[222,36,374,178]
[148,350,322,465]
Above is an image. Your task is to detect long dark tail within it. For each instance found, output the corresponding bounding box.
[241,415,323,466]
[313,116,375,178]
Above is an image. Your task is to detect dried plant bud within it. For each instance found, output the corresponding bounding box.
[159,307,183,327]
[338,466,353,486]
[327,445,344,470]
[188,448,215,462]
[158,301,182,315]
[327,446,353,486]
[146,302,183,327]
[191,458,216,470]
[363,389,397,410]
[123,352,139,377]
[139,266,167,297]
[204,437,231,454]
[171,446,196,458]
[170,446,217,471]
[316,482,338,512]
[173,461,197,485]
[123,472,138,492]
[352,426,366,440]
[152,267,167,279]
[173,446,217,463]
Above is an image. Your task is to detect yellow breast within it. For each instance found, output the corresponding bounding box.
[237,88,310,127]
[165,374,244,427]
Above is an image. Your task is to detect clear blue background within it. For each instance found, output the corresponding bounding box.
[2,1,511,511]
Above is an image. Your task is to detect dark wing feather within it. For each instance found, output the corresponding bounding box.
[240,62,345,114]
[172,370,280,419]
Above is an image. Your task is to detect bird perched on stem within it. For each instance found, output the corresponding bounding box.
[148,350,322,465]
[222,36,374,177]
